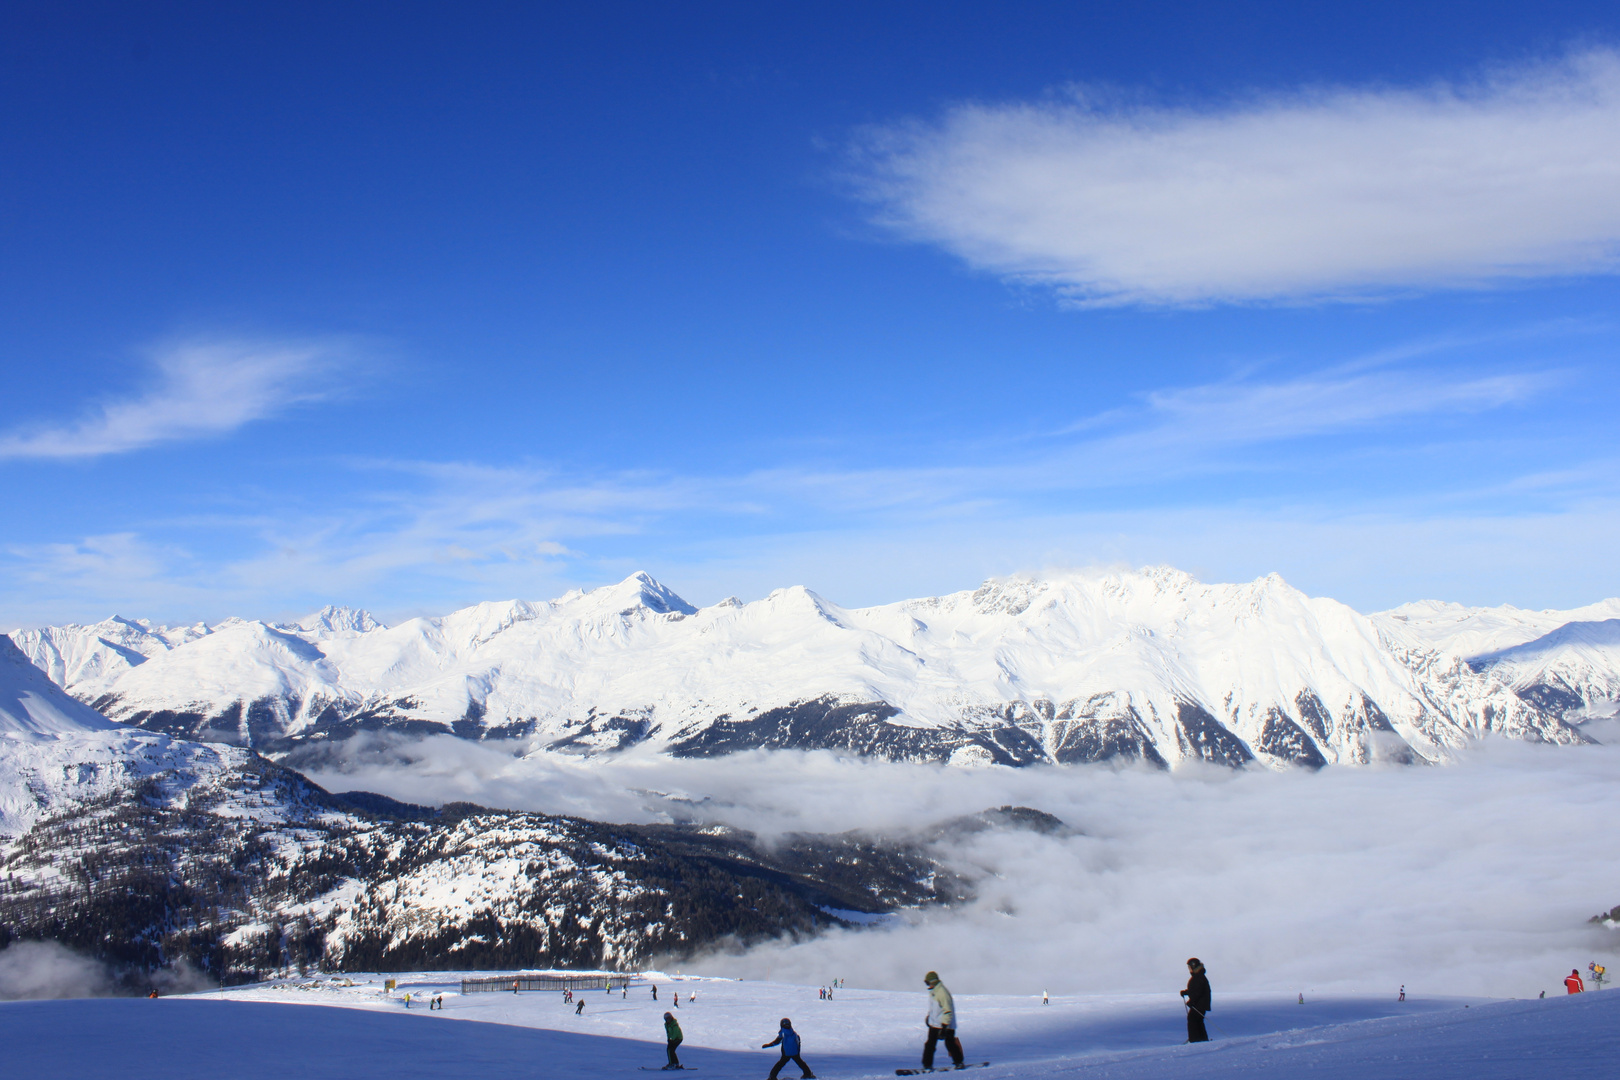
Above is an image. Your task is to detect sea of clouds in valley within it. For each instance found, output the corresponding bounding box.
[302,735,1620,1000]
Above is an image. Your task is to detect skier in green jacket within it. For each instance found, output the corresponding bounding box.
[663,1011,684,1069]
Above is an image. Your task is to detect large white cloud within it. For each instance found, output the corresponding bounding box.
[854,50,1620,306]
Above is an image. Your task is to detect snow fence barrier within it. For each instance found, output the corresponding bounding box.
[461,973,634,994]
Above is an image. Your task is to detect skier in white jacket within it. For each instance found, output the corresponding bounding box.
[922,971,964,1069]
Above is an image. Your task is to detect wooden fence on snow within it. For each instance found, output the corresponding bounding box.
[460,973,635,994]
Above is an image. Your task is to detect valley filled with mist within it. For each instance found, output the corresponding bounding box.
[298,734,1620,999]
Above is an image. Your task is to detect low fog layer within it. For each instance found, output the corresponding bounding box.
[0,941,216,1000]
[305,739,1620,999]
[0,941,114,1000]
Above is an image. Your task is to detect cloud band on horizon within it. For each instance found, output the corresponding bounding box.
[2,344,1592,627]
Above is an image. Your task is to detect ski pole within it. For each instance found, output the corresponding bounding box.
[1179,1003,1224,1036]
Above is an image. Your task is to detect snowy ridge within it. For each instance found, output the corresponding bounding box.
[291,605,386,636]
[1373,597,1620,719]
[12,568,1594,769]
[10,616,210,698]
[0,633,119,737]
[1373,597,1620,658]
[1467,620,1620,715]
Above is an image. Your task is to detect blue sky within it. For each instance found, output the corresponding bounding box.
[3,1,1620,627]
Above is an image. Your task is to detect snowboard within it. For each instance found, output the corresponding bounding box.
[896,1063,989,1075]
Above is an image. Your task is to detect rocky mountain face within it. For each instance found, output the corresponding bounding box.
[12,568,1601,772]
[0,726,987,987]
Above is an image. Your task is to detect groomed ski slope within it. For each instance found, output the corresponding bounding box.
[4,973,1614,1080]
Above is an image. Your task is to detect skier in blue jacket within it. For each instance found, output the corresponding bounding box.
[762,1017,816,1079]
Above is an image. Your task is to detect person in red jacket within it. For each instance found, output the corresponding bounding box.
[1565,969,1585,994]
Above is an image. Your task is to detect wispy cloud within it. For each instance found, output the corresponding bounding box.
[0,533,216,625]
[0,338,344,459]
[215,363,1573,583]
[1122,367,1553,449]
[852,49,1620,306]
[2,348,1592,625]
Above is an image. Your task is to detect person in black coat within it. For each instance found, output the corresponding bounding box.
[1180,958,1211,1043]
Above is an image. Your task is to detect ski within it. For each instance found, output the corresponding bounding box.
[895,1064,990,1075]
[639,1068,696,1072]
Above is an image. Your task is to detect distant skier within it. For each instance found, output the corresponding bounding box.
[663,1011,683,1069]
[652,984,659,1001]
[1591,962,1607,989]
[147,990,159,999]
[576,998,586,1015]
[623,984,628,999]
[921,971,964,1070]
[674,990,681,1008]
[762,1017,815,1079]
[819,987,826,1000]
[690,990,697,1004]
[1180,958,1211,1043]
[1398,985,1405,1002]
[404,992,412,1008]
[1565,969,1585,994]
[1041,990,1049,1006]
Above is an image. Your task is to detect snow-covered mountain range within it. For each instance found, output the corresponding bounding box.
[11,567,1613,770]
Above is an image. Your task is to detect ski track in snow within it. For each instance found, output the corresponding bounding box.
[2,974,1614,1079]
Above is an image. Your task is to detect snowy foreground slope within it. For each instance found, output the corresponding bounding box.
[11,567,1600,770]
[4,974,1615,1080]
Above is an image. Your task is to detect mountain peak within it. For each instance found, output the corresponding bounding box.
[598,572,696,616]
[297,606,384,635]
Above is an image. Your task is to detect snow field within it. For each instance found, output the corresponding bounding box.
[6,972,1612,1080]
